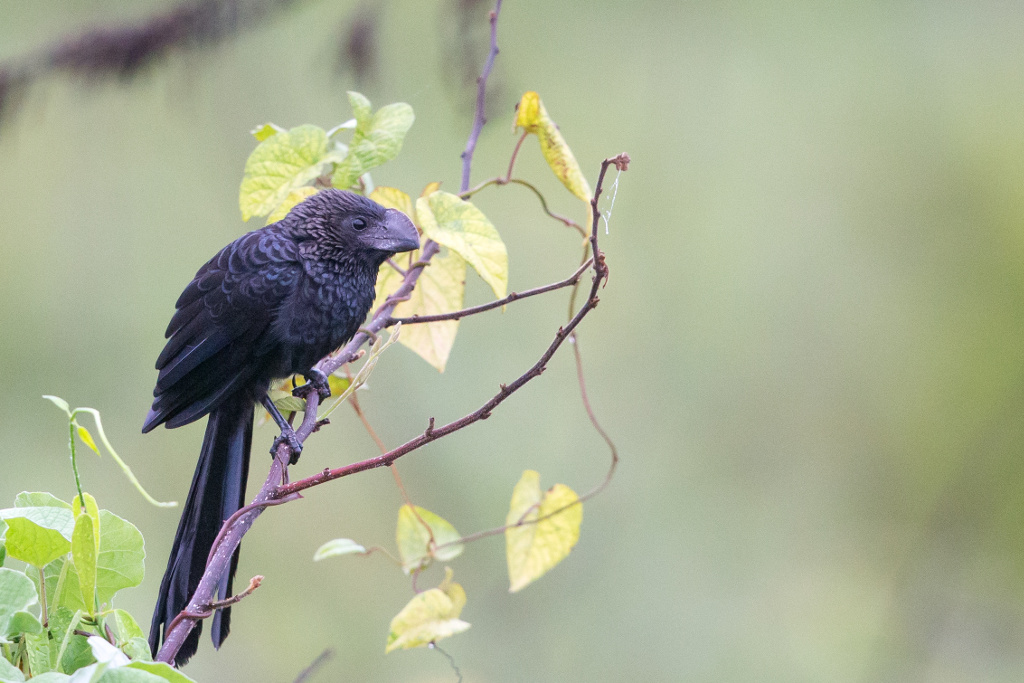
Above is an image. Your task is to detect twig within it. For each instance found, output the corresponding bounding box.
[460,0,503,192]
[388,258,593,325]
[461,177,586,237]
[293,649,334,683]
[385,258,407,277]
[162,576,263,639]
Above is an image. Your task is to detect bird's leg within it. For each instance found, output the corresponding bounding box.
[260,395,303,464]
[292,368,331,401]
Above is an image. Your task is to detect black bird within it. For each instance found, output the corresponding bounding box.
[144,189,419,664]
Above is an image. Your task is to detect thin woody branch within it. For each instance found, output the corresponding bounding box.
[460,0,503,192]
[163,575,263,638]
[388,258,593,325]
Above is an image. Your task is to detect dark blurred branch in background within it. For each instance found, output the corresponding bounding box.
[0,0,303,127]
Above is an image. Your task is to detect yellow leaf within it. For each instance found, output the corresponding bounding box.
[505,470,583,592]
[250,122,284,141]
[386,568,470,653]
[395,505,464,575]
[417,192,507,299]
[77,426,100,456]
[419,181,442,199]
[374,246,466,372]
[266,186,318,224]
[514,91,592,203]
[369,186,414,218]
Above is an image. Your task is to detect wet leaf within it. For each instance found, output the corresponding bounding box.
[0,568,38,637]
[71,514,97,614]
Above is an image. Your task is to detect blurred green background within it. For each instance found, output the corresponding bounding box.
[3,0,1024,680]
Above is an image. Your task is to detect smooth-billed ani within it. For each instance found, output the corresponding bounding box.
[143,189,419,664]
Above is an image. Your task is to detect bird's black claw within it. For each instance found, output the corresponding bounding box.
[270,430,303,465]
[293,368,331,401]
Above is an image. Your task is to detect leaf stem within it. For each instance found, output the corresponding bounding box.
[67,420,85,509]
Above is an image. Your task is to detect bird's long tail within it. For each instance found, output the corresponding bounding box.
[149,392,252,665]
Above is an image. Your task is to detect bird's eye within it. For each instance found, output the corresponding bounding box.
[352,218,367,231]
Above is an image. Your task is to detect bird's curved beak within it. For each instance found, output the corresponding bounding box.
[367,209,420,253]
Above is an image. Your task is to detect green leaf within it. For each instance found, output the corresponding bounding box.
[71,515,97,615]
[514,91,592,202]
[110,609,143,643]
[395,505,463,575]
[93,511,145,603]
[72,494,101,560]
[36,558,85,614]
[313,539,367,561]
[7,610,42,637]
[347,91,372,129]
[417,192,507,299]
[32,511,144,614]
[25,675,69,683]
[265,186,319,225]
[24,629,51,676]
[42,395,71,416]
[0,656,25,682]
[239,125,343,221]
[272,395,307,414]
[50,608,92,674]
[97,668,166,682]
[121,637,151,663]
[0,507,74,567]
[386,568,469,652]
[15,493,71,509]
[250,122,284,141]
[0,568,39,636]
[124,662,196,683]
[505,471,583,592]
[332,94,415,189]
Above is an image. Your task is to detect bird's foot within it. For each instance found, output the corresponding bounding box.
[271,428,303,465]
[293,368,331,401]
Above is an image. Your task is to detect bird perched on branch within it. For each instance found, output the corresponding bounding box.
[143,189,419,664]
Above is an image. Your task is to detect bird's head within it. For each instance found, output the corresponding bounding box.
[283,189,420,261]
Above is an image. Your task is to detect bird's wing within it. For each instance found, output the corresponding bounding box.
[143,228,302,431]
